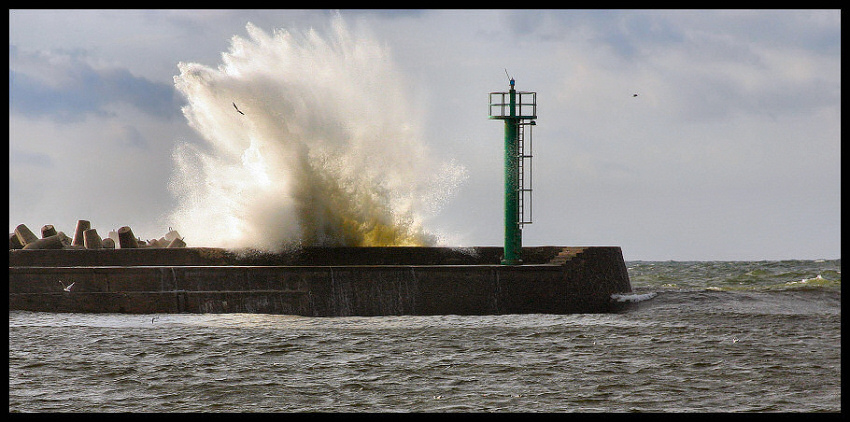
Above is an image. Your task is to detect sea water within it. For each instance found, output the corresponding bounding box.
[9,259,840,412]
[10,17,839,412]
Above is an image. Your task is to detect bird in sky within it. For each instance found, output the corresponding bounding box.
[233,102,245,115]
[59,280,75,292]
[633,93,638,97]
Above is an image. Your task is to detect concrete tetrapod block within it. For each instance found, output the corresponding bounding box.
[83,228,103,249]
[117,226,139,249]
[167,237,186,248]
[22,232,67,250]
[72,220,91,246]
[14,224,39,246]
[164,230,181,242]
[10,233,24,249]
[41,224,57,238]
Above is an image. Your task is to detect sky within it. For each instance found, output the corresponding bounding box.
[9,9,841,261]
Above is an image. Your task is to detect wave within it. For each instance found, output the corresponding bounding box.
[610,292,657,303]
[627,260,840,292]
[167,15,466,251]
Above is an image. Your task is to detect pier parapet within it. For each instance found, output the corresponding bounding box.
[9,246,631,316]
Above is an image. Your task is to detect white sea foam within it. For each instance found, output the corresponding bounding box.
[610,292,658,303]
[167,16,465,251]
[788,274,825,285]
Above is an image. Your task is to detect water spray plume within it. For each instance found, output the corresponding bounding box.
[168,17,465,251]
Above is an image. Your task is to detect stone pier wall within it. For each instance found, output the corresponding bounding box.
[8,246,632,316]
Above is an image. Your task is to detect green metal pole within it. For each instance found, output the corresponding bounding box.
[502,79,521,265]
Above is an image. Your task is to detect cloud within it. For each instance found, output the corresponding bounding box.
[9,147,53,168]
[9,45,181,122]
[7,10,840,259]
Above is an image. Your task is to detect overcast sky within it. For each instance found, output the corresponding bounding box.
[9,9,841,260]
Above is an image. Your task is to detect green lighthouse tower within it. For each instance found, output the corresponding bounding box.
[489,78,536,265]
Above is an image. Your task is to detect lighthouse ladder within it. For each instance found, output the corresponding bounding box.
[518,120,534,226]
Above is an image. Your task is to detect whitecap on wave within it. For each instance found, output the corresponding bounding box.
[610,292,657,303]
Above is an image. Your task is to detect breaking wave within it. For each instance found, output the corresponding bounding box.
[610,292,658,303]
[167,16,465,251]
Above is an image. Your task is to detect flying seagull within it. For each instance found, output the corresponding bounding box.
[59,280,75,292]
[632,93,638,97]
[233,102,245,115]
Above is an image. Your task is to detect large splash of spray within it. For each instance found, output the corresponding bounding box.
[168,16,465,251]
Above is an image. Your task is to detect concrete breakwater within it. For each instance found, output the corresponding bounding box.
[10,221,185,250]
[8,246,632,316]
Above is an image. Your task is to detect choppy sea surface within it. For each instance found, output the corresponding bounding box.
[9,260,840,412]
